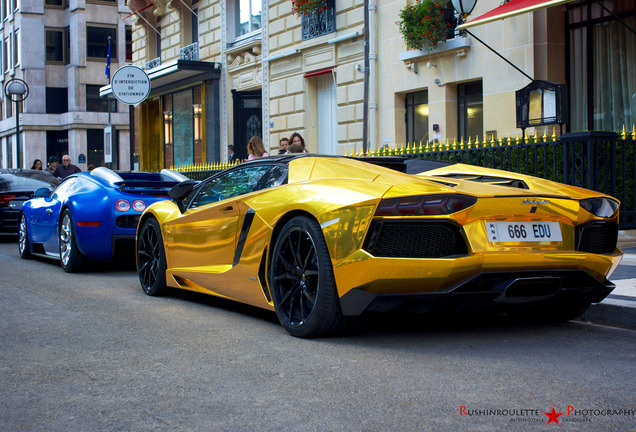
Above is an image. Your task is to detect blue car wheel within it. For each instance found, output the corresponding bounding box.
[18,213,31,259]
[60,209,87,273]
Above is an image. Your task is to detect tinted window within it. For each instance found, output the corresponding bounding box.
[187,165,287,209]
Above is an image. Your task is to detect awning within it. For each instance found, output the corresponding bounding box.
[458,0,573,29]
[100,59,221,100]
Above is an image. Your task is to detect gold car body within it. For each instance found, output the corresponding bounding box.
[140,156,622,313]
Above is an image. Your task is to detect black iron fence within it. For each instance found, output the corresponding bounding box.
[174,131,636,229]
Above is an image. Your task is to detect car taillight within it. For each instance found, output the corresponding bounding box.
[580,197,619,218]
[375,194,477,216]
[0,194,16,206]
[132,200,146,212]
[115,199,131,212]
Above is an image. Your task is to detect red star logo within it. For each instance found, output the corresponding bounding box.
[543,403,564,428]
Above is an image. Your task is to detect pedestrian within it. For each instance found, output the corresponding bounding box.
[53,154,82,179]
[46,156,58,174]
[289,132,308,153]
[31,159,43,170]
[247,136,269,160]
[287,143,304,153]
[278,137,289,154]
[228,145,236,163]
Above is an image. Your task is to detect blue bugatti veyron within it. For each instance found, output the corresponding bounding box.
[18,167,188,272]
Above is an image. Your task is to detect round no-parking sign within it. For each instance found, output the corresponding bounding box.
[111,65,151,105]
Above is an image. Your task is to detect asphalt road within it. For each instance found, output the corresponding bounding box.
[1,236,634,431]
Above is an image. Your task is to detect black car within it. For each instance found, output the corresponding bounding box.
[0,169,59,234]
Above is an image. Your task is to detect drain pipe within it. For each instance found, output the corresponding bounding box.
[368,0,377,153]
[362,0,369,153]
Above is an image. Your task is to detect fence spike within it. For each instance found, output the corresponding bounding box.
[632,125,636,140]
[622,124,627,140]
[552,126,557,142]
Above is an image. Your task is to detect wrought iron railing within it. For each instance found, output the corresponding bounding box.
[180,42,199,61]
[301,0,336,40]
[145,57,161,70]
[172,129,636,228]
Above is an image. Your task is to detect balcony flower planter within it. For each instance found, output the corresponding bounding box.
[397,0,453,51]
[292,0,328,17]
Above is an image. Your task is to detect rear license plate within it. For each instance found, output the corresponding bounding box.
[486,221,562,242]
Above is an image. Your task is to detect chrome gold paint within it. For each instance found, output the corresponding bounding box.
[140,156,622,312]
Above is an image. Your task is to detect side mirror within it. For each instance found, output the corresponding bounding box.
[169,179,196,213]
[34,187,50,198]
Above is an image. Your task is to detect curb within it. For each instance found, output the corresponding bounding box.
[578,299,636,330]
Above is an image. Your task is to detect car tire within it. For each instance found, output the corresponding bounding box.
[59,209,88,273]
[18,212,31,259]
[269,215,350,338]
[137,217,168,296]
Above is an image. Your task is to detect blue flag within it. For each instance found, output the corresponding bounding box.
[105,36,111,81]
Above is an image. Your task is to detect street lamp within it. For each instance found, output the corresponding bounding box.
[4,78,29,168]
[451,0,477,21]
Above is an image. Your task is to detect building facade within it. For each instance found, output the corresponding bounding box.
[0,0,133,170]
[117,0,634,170]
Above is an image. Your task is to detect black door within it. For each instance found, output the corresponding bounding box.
[232,90,262,161]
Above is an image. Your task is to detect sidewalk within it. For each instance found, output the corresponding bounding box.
[578,231,636,330]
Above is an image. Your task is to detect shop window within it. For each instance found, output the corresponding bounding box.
[405,91,429,146]
[457,81,483,142]
[87,26,117,60]
[86,85,117,112]
[46,87,68,114]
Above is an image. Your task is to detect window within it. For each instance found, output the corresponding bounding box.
[567,3,636,131]
[187,165,287,209]
[46,87,68,114]
[191,8,199,44]
[301,0,335,40]
[45,29,65,63]
[156,25,162,59]
[405,91,429,146]
[45,0,64,5]
[87,26,117,59]
[457,81,483,142]
[3,36,10,73]
[13,29,18,66]
[237,0,261,38]
[125,26,132,62]
[86,85,117,112]
[87,129,105,168]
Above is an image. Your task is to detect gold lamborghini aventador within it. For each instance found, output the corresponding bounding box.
[136,155,622,337]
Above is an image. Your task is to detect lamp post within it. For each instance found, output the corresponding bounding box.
[4,78,29,168]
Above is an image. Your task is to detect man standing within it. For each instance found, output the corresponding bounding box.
[228,145,236,163]
[278,137,289,154]
[53,155,82,179]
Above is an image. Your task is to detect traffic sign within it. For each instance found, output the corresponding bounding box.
[111,65,151,105]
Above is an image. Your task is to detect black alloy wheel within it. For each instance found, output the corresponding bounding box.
[269,215,347,338]
[137,218,168,296]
